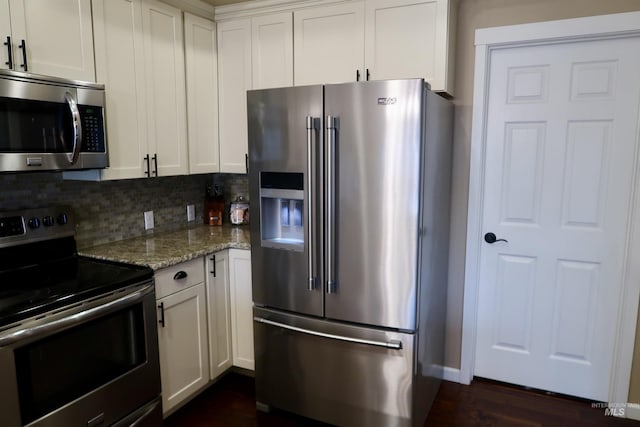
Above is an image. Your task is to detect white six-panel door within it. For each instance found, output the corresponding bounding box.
[474,34,640,401]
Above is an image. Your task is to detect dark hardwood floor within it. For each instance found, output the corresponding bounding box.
[164,372,639,426]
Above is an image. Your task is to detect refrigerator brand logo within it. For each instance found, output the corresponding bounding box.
[377,97,397,105]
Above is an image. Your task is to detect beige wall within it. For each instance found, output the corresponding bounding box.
[446,0,640,394]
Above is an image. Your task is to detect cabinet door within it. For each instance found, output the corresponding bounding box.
[251,12,293,89]
[229,249,254,370]
[293,2,364,86]
[142,0,188,177]
[364,0,453,92]
[0,1,10,71]
[217,18,251,174]
[93,0,148,180]
[8,0,95,81]
[206,251,232,380]
[157,283,210,414]
[185,13,220,174]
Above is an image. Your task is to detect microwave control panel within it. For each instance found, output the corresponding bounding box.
[79,105,106,153]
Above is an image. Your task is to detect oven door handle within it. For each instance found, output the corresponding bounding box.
[127,399,160,427]
[0,284,154,347]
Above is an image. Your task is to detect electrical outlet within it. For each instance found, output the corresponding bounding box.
[144,210,154,230]
[187,204,195,222]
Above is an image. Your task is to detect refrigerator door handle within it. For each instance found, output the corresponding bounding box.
[326,115,337,294]
[306,116,317,291]
[254,317,403,350]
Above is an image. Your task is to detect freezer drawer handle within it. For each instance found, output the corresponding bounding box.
[254,317,402,350]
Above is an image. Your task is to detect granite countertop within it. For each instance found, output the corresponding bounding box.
[78,224,251,270]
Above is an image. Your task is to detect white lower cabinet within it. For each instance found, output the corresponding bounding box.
[154,250,253,415]
[205,251,233,380]
[155,258,209,415]
[229,249,254,370]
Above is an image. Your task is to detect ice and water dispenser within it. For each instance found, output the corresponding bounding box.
[260,172,304,251]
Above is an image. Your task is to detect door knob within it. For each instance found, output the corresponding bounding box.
[484,232,508,244]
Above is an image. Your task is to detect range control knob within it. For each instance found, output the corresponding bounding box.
[27,217,41,229]
[42,216,55,227]
[57,213,68,225]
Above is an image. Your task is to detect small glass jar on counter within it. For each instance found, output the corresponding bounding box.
[230,196,249,225]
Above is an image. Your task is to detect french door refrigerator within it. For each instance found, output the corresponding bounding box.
[247,79,453,427]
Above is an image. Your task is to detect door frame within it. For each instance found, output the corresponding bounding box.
[461,11,640,410]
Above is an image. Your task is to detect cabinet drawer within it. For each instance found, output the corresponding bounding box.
[155,258,205,299]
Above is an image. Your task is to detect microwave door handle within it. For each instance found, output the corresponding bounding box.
[64,91,82,165]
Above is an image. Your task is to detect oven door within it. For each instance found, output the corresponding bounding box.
[0,281,161,427]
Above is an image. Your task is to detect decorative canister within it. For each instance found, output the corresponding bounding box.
[230,196,249,225]
[205,185,224,225]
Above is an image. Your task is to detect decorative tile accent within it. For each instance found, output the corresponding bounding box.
[0,172,249,249]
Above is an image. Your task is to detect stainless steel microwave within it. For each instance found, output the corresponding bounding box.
[0,70,108,172]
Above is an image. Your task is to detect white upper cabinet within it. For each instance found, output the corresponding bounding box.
[293,2,365,85]
[91,0,149,180]
[142,0,189,177]
[75,0,188,181]
[217,18,252,174]
[3,0,95,81]
[0,2,10,71]
[364,0,454,93]
[217,12,293,174]
[282,0,454,92]
[185,12,220,174]
[252,12,293,89]
[69,1,214,181]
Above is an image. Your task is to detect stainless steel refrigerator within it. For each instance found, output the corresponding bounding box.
[247,79,453,427]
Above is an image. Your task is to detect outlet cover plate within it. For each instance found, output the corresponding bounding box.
[144,210,154,230]
[187,204,195,222]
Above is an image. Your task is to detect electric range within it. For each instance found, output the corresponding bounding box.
[0,206,162,427]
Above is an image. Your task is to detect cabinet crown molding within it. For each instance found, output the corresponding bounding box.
[214,0,358,21]
[164,0,216,19]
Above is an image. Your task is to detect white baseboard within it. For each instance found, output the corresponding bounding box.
[442,366,461,383]
[626,405,640,421]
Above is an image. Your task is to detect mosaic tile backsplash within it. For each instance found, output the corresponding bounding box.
[0,172,248,249]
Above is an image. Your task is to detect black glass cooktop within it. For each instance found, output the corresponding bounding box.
[0,237,153,329]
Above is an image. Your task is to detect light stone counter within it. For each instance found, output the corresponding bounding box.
[78,224,250,270]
